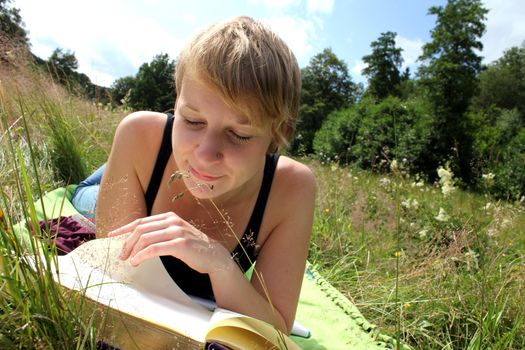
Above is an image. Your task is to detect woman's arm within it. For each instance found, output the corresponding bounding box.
[209,159,316,333]
[96,112,165,237]
[108,156,316,334]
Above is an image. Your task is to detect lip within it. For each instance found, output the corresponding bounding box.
[189,166,221,182]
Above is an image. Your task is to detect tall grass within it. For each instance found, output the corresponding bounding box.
[1,43,524,349]
[1,45,125,348]
[308,161,525,349]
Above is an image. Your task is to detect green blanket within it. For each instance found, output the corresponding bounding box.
[15,187,398,349]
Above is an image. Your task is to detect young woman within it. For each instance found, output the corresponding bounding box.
[94,16,316,334]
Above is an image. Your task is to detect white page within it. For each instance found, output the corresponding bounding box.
[52,236,213,342]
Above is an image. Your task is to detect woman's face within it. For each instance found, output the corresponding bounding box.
[171,74,273,202]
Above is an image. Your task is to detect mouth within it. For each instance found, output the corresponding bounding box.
[189,166,221,182]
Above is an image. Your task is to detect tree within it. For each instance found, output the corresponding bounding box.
[46,48,80,87]
[291,48,358,154]
[472,44,525,119]
[0,0,29,45]
[362,31,404,100]
[417,0,488,183]
[111,76,136,106]
[127,53,176,112]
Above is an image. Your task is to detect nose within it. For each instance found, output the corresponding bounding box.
[194,130,224,163]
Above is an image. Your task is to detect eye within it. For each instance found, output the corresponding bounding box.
[183,117,205,128]
[229,131,252,144]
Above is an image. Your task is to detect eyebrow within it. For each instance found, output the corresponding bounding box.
[181,103,252,126]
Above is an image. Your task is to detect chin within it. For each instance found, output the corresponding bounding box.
[183,178,219,199]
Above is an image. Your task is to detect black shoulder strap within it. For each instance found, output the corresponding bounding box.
[233,153,280,271]
[144,113,174,215]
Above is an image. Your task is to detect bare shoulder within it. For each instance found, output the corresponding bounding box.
[107,111,172,190]
[112,112,168,159]
[274,156,317,198]
[116,111,167,138]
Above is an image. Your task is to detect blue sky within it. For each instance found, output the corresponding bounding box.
[13,0,525,87]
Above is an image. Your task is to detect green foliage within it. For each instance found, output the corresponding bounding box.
[417,0,488,183]
[127,53,176,113]
[312,104,361,164]
[362,31,404,100]
[0,0,29,45]
[46,48,80,86]
[472,45,525,120]
[291,48,359,154]
[313,96,433,175]
[309,159,525,349]
[469,101,525,200]
[110,75,136,107]
[41,105,88,185]
[44,48,110,103]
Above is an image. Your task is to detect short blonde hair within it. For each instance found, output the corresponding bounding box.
[175,16,301,152]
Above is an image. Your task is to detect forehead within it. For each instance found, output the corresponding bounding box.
[179,72,263,127]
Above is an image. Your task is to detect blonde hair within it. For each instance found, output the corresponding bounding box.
[175,16,301,152]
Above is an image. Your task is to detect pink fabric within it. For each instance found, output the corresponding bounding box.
[39,216,96,255]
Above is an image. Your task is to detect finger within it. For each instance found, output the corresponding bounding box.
[129,238,186,267]
[119,214,184,259]
[108,213,169,237]
[129,228,179,258]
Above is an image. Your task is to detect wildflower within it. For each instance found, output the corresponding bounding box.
[435,207,449,222]
[464,249,479,271]
[379,177,391,188]
[437,165,456,196]
[324,208,330,213]
[482,172,495,187]
[394,251,401,258]
[331,164,338,172]
[401,198,419,210]
[390,159,399,173]
[403,302,412,309]
[418,229,428,239]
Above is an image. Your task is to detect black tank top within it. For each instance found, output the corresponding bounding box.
[144,113,279,300]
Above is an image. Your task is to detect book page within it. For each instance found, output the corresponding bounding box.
[208,309,301,350]
[52,236,213,342]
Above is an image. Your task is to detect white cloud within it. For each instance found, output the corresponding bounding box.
[247,0,301,11]
[482,0,525,63]
[262,16,316,66]
[350,60,367,83]
[396,35,424,67]
[248,0,333,15]
[15,0,329,85]
[307,0,334,14]
[17,0,184,86]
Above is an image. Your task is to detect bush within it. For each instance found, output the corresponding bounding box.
[470,107,525,200]
[313,96,433,174]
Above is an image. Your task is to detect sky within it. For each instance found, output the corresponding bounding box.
[12,0,525,87]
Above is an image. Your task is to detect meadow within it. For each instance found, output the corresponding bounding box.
[1,54,524,349]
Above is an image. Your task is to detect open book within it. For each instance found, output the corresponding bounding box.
[45,235,301,350]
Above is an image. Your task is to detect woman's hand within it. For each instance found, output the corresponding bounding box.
[108,212,234,274]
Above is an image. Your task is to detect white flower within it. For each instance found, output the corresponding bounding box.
[379,177,391,187]
[437,165,456,196]
[418,229,428,239]
[482,172,495,187]
[390,159,399,172]
[435,207,449,222]
[401,198,419,209]
[464,249,479,271]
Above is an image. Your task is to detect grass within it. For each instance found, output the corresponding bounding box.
[1,46,524,349]
[307,161,525,349]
